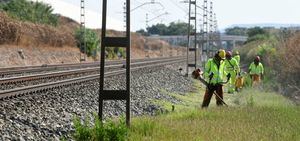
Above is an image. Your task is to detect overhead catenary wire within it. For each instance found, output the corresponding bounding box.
[131,1,165,12]
[168,0,189,13]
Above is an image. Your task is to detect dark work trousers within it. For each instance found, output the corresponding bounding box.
[202,84,224,107]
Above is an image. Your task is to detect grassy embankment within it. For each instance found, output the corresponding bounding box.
[129,80,300,141]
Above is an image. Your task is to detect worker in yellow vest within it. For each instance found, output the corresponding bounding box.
[224,51,240,93]
[249,56,264,87]
[202,49,230,107]
[233,51,240,65]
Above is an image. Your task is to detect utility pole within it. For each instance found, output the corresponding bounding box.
[201,0,208,67]
[100,0,131,126]
[80,0,86,62]
[123,2,127,30]
[146,13,149,28]
[186,0,197,76]
[209,1,214,57]
[213,13,221,49]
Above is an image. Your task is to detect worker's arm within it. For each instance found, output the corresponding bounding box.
[234,59,240,73]
[260,63,264,75]
[260,63,264,80]
[204,60,211,80]
[248,63,252,73]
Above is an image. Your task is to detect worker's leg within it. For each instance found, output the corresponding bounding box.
[251,74,257,87]
[253,75,260,87]
[202,86,215,108]
[215,84,224,106]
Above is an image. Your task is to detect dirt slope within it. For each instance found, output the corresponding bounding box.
[0,12,185,67]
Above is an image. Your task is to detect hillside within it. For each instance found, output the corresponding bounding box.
[0,11,185,67]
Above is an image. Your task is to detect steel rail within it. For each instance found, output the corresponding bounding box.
[0,57,185,86]
[0,57,186,99]
[0,56,184,76]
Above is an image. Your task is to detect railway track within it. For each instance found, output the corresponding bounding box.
[0,56,183,78]
[0,56,186,99]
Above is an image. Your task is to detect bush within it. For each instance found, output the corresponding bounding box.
[75,28,100,57]
[246,34,270,43]
[237,29,300,101]
[0,0,58,26]
[247,27,267,38]
[73,115,128,141]
[275,33,300,98]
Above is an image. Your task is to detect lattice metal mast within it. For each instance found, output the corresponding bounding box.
[123,2,127,30]
[146,13,149,28]
[209,1,214,57]
[186,0,198,76]
[214,13,222,48]
[80,0,86,61]
[201,0,208,65]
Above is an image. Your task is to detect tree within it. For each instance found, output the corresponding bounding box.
[225,27,248,36]
[247,27,267,38]
[143,22,193,36]
[0,0,58,26]
[167,22,192,35]
[136,29,149,36]
[146,23,168,35]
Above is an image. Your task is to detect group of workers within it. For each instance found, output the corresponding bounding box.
[200,49,264,108]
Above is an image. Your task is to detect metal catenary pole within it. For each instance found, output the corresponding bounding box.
[186,0,197,76]
[202,0,208,67]
[79,0,86,62]
[209,1,214,57]
[100,0,131,126]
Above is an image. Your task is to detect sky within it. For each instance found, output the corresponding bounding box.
[38,0,300,31]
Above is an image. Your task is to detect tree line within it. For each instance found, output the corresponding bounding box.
[137,22,194,36]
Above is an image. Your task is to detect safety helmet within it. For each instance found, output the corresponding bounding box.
[226,51,232,58]
[255,56,260,62]
[234,51,239,55]
[218,49,226,60]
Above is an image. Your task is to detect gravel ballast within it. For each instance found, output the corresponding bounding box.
[0,63,193,140]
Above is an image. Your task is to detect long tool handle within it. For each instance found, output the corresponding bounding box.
[213,92,228,106]
[199,76,228,106]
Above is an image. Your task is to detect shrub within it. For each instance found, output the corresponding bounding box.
[73,114,128,141]
[275,33,300,98]
[75,28,100,57]
[0,0,58,26]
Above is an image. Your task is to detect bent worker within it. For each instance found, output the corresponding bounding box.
[224,51,240,93]
[248,56,264,87]
[202,49,230,108]
[233,51,240,65]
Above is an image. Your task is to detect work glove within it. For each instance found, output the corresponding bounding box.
[207,84,214,91]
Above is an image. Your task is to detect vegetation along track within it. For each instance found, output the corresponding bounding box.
[0,56,186,99]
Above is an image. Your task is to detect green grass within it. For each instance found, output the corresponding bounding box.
[129,81,300,141]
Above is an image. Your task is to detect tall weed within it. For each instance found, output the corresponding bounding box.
[72,114,128,141]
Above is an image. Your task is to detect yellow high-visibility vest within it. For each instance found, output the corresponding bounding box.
[233,55,240,65]
[249,62,264,75]
[204,58,227,84]
[224,58,240,73]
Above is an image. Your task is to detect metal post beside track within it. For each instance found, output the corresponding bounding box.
[186,0,197,76]
[80,0,86,62]
[100,0,131,126]
[201,0,208,68]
